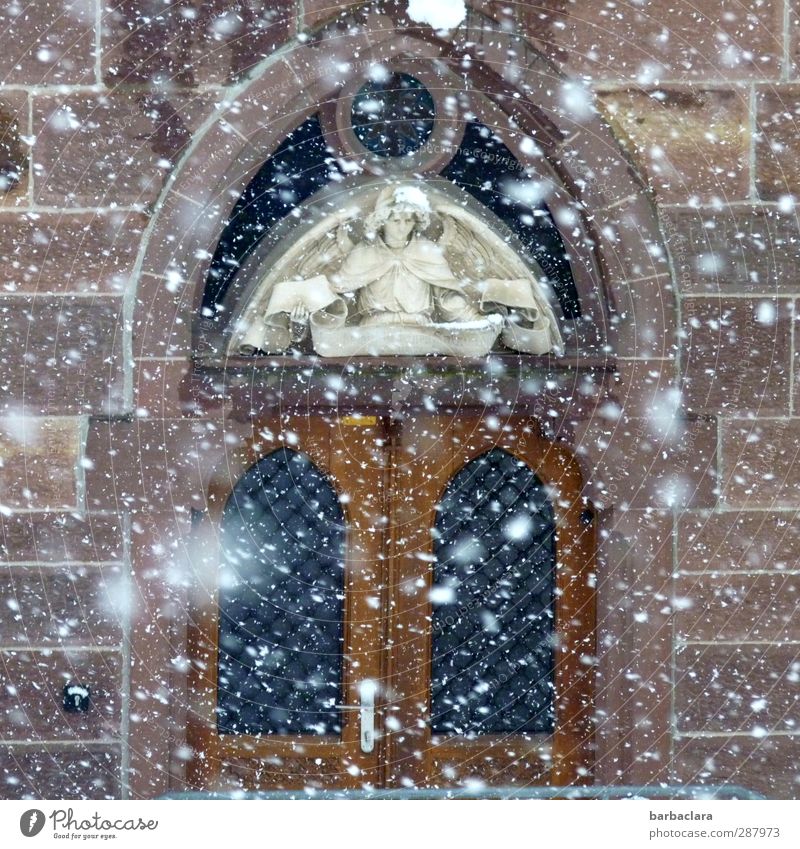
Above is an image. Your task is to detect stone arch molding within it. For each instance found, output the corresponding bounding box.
[124,3,683,794]
[132,3,675,374]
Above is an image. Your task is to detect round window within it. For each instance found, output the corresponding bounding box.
[351,72,435,157]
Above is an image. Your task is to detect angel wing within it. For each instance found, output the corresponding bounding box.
[437,204,548,284]
[439,213,497,283]
[229,207,360,353]
[434,199,563,353]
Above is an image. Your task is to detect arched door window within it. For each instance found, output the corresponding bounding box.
[431,448,556,737]
[217,449,346,736]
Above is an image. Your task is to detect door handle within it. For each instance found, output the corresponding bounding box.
[359,679,377,753]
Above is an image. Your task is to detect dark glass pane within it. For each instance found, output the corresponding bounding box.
[352,73,435,157]
[217,449,345,736]
[431,448,556,735]
[441,121,581,319]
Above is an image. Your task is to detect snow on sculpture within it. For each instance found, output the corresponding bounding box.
[233,183,563,357]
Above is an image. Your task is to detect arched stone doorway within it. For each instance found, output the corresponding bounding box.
[120,5,679,796]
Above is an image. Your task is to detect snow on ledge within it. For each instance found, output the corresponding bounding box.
[407,0,467,31]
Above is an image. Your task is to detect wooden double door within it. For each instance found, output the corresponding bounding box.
[188,411,595,791]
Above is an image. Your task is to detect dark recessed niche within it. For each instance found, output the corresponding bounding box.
[0,100,27,193]
[203,115,338,314]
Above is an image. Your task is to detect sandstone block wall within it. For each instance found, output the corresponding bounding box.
[1,1,799,798]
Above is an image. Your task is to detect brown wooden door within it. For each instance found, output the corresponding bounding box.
[384,413,595,788]
[187,411,595,791]
[187,414,388,791]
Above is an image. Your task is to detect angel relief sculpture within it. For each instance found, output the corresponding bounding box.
[232,184,563,358]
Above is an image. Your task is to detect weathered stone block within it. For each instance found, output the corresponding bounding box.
[0,565,125,646]
[756,86,800,201]
[675,643,800,733]
[134,359,194,419]
[575,415,718,509]
[674,573,800,641]
[485,0,785,83]
[0,1,96,86]
[606,274,678,361]
[0,649,122,740]
[132,272,192,360]
[126,511,194,797]
[0,212,148,295]
[0,744,121,800]
[672,734,800,798]
[32,93,164,208]
[0,93,29,206]
[84,419,208,510]
[720,419,800,507]
[0,512,124,563]
[791,2,800,77]
[680,297,792,415]
[304,0,362,29]
[663,206,800,294]
[678,510,800,572]
[0,295,126,415]
[598,88,750,204]
[597,509,675,783]
[611,360,679,420]
[102,0,295,87]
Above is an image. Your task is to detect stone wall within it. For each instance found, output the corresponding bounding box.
[1,1,799,799]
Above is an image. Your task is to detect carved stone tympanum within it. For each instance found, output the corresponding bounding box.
[232,183,563,357]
